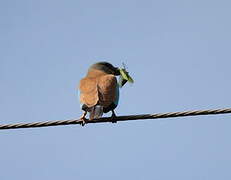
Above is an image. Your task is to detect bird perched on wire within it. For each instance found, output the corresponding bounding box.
[78,61,133,125]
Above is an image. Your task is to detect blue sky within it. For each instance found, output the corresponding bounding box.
[1,0,231,179]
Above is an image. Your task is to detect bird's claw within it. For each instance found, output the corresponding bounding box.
[80,118,87,126]
[79,112,87,126]
[111,120,117,123]
[111,111,117,123]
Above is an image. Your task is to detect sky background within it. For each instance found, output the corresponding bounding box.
[1,0,231,179]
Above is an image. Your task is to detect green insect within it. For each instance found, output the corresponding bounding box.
[118,63,134,87]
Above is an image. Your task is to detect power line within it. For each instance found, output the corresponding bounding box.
[0,108,230,130]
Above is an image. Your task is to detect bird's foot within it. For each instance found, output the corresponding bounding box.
[80,118,87,126]
[79,112,87,126]
[111,110,117,123]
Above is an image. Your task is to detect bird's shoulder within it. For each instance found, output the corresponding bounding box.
[98,74,117,90]
[79,77,99,106]
[97,74,118,107]
[79,74,117,93]
[79,77,97,93]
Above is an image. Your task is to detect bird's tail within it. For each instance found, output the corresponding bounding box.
[89,105,103,120]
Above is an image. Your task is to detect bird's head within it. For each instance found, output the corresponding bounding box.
[90,62,120,76]
[89,61,134,87]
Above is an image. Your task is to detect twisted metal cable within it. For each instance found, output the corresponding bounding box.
[0,108,231,130]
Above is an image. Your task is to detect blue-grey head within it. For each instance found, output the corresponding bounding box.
[90,62,120,76]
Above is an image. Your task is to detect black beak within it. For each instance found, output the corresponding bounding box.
[121,79,128,87]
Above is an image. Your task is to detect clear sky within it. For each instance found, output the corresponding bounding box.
[1,0,231,179]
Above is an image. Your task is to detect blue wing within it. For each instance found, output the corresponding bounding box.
[113,84,120,107]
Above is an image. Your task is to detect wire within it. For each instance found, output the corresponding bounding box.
[0,108,230,130]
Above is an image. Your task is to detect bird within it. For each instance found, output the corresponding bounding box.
[78,62,121,125]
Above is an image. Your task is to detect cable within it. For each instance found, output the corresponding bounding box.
[0,108,230,130]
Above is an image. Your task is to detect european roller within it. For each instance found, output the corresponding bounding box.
[78,62,133,125]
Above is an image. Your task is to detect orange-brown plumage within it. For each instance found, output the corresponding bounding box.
[78,62,120,122]
[79,69,117,108]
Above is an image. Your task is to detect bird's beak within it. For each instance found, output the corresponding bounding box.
[120,78,128,87]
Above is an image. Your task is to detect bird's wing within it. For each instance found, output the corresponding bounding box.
[97,75,117,107]
[79,77,99,107]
